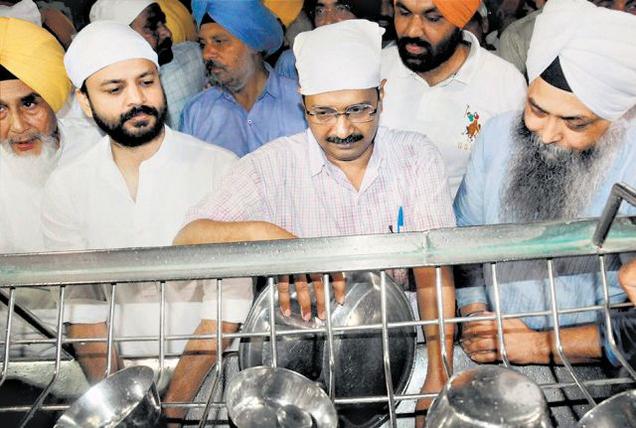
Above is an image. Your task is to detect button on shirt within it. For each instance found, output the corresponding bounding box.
[187,127,456,265]
[453,111,636,360]
[179,65,307,157]
[160,41,206,129]
[380,31,527,196]
[41,127,253,357]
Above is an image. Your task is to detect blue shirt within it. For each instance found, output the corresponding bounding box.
[453,111,636,362]
[179,65,306,157]
[274,49,298,81]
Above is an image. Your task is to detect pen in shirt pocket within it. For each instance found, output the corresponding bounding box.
[389,206,404,234]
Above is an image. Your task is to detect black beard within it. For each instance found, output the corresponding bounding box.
[501,116,598,222]
[326,134,364,145]
[397,29,462,73]
[92,103,167,148]
[157,38,174,65]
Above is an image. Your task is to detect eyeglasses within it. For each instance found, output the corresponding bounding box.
[305,103,379,125]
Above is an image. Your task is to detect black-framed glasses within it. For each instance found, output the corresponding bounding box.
[305,103,379,125]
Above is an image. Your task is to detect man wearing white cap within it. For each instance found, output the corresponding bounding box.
[455,0,636,367]
[380,0,527,197]
[41,21,252,423]
[89,0,205,128]
[175,20,456,420]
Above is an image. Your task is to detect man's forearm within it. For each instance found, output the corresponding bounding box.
[415,267,455,384]
[541,324,603,364]
[163,321,238,425]
[173,220,294,245]
[67,322,119,383]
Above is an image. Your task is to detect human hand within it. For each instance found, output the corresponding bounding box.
[277,273,346,321]
[414,377,445,428]
[461,313,548,365]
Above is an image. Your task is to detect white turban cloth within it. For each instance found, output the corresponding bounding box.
[0,0,41,26]
[294,19,385,96]
[527,0,636,121]
[64,21,159,88]
[90,0,155,25]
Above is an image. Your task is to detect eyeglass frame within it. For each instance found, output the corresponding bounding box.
[302,87,381,125]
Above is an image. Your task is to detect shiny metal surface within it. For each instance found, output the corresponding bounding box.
[427,366,552,427]
[54,365,160,428]
[240,271,416,428]
[225,366,337,428]
[578,389,636,427]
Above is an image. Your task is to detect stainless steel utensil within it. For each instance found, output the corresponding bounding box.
[578,389,636,428]
[426,366,552,427]
[55,365,160,428]
[239,271,417,428]
[226,366,337,428]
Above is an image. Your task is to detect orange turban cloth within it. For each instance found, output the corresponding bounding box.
[157,0,197,43]
[263,0,303,27]
[0,17,70,112]
[432,0,480,29]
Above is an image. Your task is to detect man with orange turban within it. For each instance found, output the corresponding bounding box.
[0,17,100,314]
[381,0,527,197]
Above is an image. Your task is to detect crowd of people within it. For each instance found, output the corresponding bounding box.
[1,0,636,425]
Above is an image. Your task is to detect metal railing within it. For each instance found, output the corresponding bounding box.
[1,183,636,427]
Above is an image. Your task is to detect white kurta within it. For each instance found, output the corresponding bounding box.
[380,31,527,196]
[41,127,253,357]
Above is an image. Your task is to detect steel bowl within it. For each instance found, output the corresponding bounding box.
[239,271,416,428]
[226,366,337,428]
[55,366,161,428]
[426,366,552,427]
[578,389,636,427]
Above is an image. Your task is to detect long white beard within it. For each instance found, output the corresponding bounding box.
[0,134,60,187]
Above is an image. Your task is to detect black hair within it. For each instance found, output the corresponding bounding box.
[303,0,381,25]
[200,13,216,26]
[0,64,18,81]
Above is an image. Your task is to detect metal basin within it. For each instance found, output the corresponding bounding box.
[239,271,417,428]
[578,389,636,427]
[226,366,337,428]
[426,366,552,427]
[55,366,160,428]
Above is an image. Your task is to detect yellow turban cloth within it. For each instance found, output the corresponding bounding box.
[432,0,480,29]
[264,0,303,27]
[0,17,70,112]
[157,0,197,44]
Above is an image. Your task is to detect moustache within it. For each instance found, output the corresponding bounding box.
[205,60,227,73]
[326,134,364,145]
[7,132,45,145]
[121,105,160,123]
[398,36,431,53]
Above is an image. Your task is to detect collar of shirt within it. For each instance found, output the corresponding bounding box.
[219,63,282,104]
[397,30,482,87]
[306,127,386,193]
[99,125,176,178]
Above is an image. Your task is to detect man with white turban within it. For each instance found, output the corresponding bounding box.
[90,0,205,128]
[179,0,306,157]
[175,20,456,425]
[454,0,636,369]
[43,21,252,424]
[0,17,99,256]
[380,0,527,196]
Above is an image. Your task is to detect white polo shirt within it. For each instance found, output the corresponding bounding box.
[41,126,253,357]
[380,31,527,195]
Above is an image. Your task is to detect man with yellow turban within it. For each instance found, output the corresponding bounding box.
[0,17,100,255]
[380,0,527,197]
[90,0,206,129]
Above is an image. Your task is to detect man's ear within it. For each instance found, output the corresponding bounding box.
[379,79,387,101]
[75,87,94,119]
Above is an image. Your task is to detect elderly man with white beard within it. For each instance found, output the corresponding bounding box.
[0,17,100,256]
[453,0,636,367]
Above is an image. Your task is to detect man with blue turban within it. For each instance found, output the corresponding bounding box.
[179,0,306,157]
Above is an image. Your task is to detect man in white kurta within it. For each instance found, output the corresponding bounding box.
[41,21,252,423]
[380,0,527,195]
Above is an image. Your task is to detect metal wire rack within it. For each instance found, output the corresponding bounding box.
[1,183,636,427]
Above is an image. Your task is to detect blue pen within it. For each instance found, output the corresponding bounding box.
[396,206,404,234]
